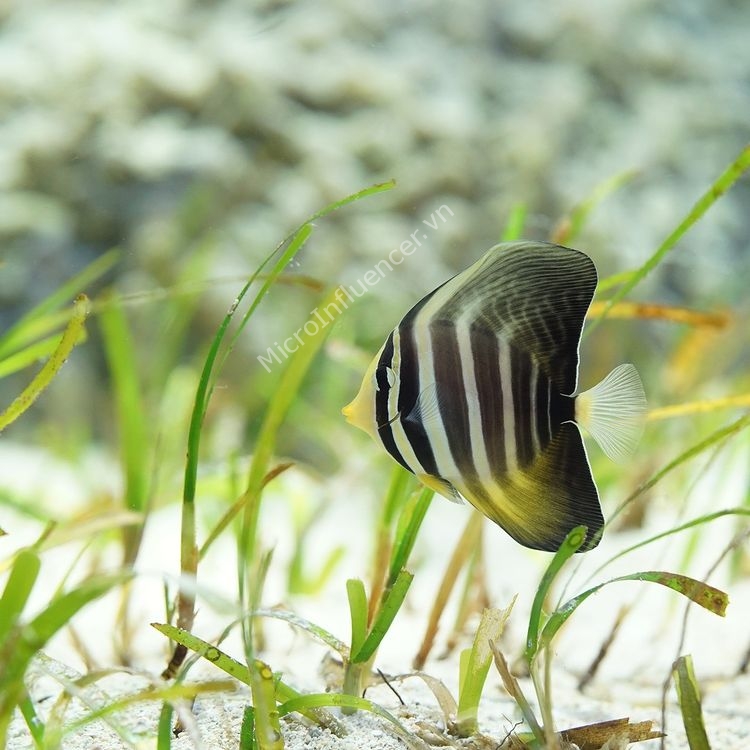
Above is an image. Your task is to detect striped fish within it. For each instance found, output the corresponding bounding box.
[342,241,646,552]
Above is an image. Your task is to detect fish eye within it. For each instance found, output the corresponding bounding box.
[375,365,396,392]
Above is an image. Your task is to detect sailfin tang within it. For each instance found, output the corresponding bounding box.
[576,363,647,463]
[468,423,604,551]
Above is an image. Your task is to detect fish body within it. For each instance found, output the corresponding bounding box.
[343,241,646,552]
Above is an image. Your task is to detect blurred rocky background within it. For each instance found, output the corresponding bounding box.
[1,0,748,450]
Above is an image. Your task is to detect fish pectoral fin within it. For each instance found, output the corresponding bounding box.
[417,473,463,503]
[403,382,444,431]
[471,423,604,552]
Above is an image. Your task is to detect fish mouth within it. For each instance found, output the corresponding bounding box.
[341,401,355,423]
[341,390,374,436]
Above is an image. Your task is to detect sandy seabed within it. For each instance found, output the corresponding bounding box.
[3,443,750,750]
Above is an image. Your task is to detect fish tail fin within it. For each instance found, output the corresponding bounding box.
[576,363,647,463]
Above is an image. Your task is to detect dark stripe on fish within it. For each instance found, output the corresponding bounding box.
[397,289,441,477]
[375,332,410,471]
[511,344,534,467]
[470,324,507,477]
[429,320,495,505]
[430,322,474,474]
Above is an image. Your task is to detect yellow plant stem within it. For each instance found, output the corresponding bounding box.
[413,511,483,670]
[648,394,750,422]
[587,300,730,328]
[0,294,90,432]
[587,143,750,337]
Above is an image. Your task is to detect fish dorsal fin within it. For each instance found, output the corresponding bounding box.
[433,242,597,394]
[576,363,647,462]
[465,422,604,552]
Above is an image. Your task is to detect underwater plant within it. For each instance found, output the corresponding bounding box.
[1,143,749,750]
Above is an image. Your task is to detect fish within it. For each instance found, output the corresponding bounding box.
[342,241,647,552]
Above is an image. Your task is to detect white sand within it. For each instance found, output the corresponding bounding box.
[3,443,750,749]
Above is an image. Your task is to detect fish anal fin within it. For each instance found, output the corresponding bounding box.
[466,423,603,552]
[576,363,647,463]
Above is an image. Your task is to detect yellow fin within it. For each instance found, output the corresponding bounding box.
[462,423,603,552]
